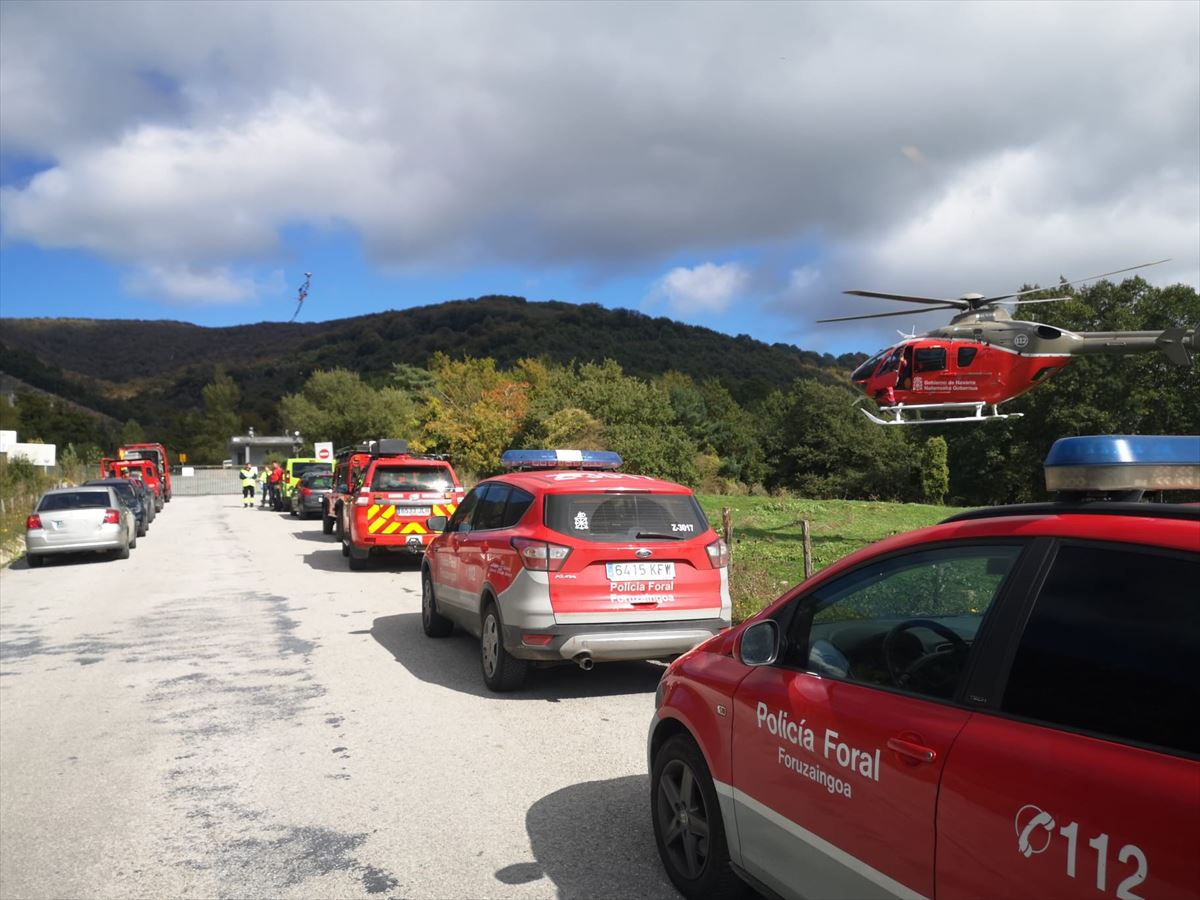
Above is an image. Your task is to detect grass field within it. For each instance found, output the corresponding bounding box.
[696,494,961,621]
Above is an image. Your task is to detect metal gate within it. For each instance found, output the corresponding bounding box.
[171,465,241,496]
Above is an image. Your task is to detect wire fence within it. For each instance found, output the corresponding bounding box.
[170,466,241,496]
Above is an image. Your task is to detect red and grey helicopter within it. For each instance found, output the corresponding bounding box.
[822,260,1196,425]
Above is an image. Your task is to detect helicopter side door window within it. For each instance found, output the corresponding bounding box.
[957,346,978,367]
[914,347,947,373]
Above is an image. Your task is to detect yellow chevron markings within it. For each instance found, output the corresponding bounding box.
[368,505,396,533]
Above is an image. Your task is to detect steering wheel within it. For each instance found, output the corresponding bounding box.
[883,619,969,696]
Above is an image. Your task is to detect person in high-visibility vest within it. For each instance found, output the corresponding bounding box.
[257,467,269,508]
[239,464,255,508]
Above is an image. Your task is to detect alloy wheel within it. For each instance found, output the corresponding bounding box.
[656,758,711,880]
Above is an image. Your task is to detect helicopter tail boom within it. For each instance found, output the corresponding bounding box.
[1072,327,1195,366]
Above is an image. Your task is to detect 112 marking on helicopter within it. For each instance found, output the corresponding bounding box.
[823,260,1196,426]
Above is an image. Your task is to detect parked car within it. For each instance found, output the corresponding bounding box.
[291,471,334,519]
[275,457,332,511]
[421,449,731,691]
[85,478,150,537]
[647,434,1200,900]
[25,486,137,567]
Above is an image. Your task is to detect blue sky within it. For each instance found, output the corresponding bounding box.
[1,1,1197,358]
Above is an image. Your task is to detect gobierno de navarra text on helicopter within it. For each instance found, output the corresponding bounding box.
[822,260,1196,426]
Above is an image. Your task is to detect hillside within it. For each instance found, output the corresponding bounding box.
[2,296,861,427]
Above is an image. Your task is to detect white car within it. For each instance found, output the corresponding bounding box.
[25,486,137,567]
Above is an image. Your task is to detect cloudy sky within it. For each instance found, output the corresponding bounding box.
[1,0,1197,355]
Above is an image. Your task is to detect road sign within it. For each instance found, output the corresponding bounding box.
[315,441,333,461]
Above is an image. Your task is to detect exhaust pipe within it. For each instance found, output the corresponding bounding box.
[574,652,594,671]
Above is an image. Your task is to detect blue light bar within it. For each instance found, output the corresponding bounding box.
[501,449,623,470]
[1044,435,1200,493]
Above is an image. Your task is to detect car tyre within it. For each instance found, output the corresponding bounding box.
[27,554,44,568]
[348,549,368,571]
[322,512,334,535]
[480,601,527,692]
[422,572,454,637]
[129,532,137,549]
[115,543,130,560]
[137,520,147,537]
[651,733,746,900]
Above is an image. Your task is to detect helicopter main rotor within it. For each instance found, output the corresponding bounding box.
[820,259,1170,324]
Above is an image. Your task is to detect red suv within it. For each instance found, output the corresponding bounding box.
[421,449,732,691]
[337,440,464,570]
[648,434,1199,900]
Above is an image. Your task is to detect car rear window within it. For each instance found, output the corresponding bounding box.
[292,462,331,479]
[544,493,708,543]
[306,475,333,489]
[87,481,136,503]
[38,491,112,511]
[371,466,454,492]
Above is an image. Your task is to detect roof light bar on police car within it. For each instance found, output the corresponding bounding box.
[1044,435,1200,493]
[500,449,623,470]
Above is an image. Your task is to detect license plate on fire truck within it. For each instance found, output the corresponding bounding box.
[389,505,432,516]
[605,561,676,580]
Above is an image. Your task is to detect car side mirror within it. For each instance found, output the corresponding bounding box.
[426,515,448,533]
[739,620,780,667]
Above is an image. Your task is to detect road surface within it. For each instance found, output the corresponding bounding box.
[0,496,680,899]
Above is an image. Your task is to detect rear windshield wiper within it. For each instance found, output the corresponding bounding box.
[635,531,684,540]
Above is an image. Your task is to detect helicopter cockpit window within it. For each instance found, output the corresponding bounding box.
[852,350,889,382]
[877,347,904,376]
[957,346,978,367]
[914,347,947,373]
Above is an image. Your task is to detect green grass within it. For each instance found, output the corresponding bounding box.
[697,494,960,622]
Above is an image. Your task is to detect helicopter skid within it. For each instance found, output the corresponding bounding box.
[861,401,1022,426]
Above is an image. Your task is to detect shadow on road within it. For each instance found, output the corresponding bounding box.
[8,551,122,570]
[291,529,335,543]
[495,774,680,899]
[369,613,665,700]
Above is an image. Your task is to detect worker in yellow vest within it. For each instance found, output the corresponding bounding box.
[239,463,255,508]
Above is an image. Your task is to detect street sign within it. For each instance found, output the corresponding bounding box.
[314,441,333,461]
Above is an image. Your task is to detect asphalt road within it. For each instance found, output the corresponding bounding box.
[0,496,681,900]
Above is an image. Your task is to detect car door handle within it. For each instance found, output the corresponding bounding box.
[887,737,937,764]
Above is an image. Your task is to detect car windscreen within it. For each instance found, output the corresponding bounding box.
[38,491,112,511]
[305,475,333,489]
[544,492,709,543]
[292,462,332,479]
[371,466,454,492]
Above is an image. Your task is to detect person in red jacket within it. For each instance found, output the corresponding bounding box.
[269,462,284,510]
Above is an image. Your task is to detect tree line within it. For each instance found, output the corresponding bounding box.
[5,276,1196,505]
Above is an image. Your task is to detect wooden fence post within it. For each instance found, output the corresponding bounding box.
[722,507,733,568]
[802,518,812,580]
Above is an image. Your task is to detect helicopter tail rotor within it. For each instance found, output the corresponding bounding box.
[1156,327,1195,367]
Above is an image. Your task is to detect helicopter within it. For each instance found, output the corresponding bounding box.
[821,260,1196,425]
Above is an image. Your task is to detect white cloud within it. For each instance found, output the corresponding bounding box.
[653,262,750,313]
[123,264,284,304]
[0,0,1195,322]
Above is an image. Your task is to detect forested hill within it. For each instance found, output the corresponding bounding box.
[1,295,857,403]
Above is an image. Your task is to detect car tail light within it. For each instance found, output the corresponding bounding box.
[301,487,312,497]
[706,538,729,568]
[511,538,571,572]
[103,509,121,524]
[26,514,42,530]
[355,493,371,507]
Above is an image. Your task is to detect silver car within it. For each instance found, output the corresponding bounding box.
[25,486,137,567]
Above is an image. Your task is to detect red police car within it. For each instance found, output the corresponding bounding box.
[421,449,732,691]
[648,434,1199,899]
